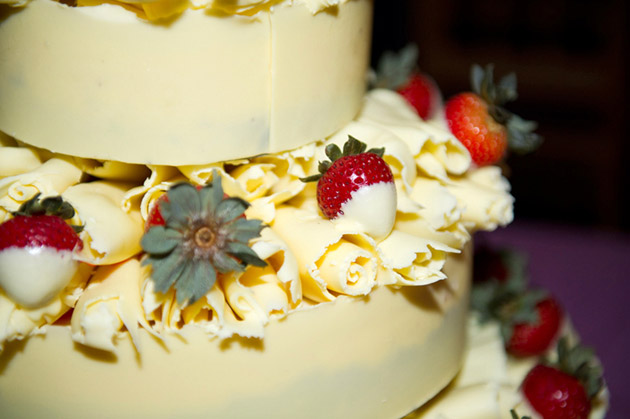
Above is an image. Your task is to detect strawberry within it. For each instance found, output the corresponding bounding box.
[145,193,169,231]
[373,44,442,120]
[397,72,441,120]
[522,364,590,419]
[301,136,396,239]
[446,92,508,166]
[471,247,562,357]
[521,338,603,419]
[0,214,82,252]
[0,194,83,308]
[507,297,563,357]
[445,64,541,166]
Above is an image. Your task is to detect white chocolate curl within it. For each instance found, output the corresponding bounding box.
[0,157,83,221]
[0,146,41,178]
[446,167,514,231]
[63,181,144,265]
[71,258,152,352]
[377,230,457,287]
[272,206,378,302]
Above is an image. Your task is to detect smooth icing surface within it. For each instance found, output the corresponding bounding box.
[0,0,372,165]
[0,248,470,419]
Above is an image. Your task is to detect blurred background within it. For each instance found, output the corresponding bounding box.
[371,0,629,232]
[371,2,628,416]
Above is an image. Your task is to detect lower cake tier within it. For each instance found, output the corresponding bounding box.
[0,246,471,418]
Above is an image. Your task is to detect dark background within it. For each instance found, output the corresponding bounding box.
[371,1,629,417]
[371,0,629,232]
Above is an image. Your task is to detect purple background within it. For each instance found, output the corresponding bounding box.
[478,220,630,418]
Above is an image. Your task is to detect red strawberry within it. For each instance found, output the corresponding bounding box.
[445,64,541,166]
[373,44,441,120]
[522,337,603,419]
[507,297,563,357]
[301,136,396,239]
[446,92,508,166]
[145,193,169,231]
[471,247,562,357]
[0,195,83,308]
[0,214,82,252]
[522,364,591,419]
[397,72,441,120]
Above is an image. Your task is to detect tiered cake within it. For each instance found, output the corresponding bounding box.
[0,1,606,418]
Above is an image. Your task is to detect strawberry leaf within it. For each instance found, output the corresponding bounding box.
[373,43,419,89]
[325,143,343,162]
[510,409,531,419]
[497,72,518,104]
[13,193,84,233]
[143,251,186,294]
[215,197,249,224]
[174,259,216,306]
[212,250,247,273]
[467,63,543,155]
[227,242,267,268]
[141,226,182,255]
[344,136,367,155]
[553,337,604,399]
[14,193,76,219]
[506,114,543,154]
[366,147,385,158]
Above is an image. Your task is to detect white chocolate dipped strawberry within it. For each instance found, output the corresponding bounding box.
[0,195,84,308]
[302,136,397,240]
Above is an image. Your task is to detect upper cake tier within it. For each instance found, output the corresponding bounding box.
[0,0,372,165]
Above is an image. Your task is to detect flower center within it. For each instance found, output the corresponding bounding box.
[194,226,215,248]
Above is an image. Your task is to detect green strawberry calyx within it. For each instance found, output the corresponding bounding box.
[300,135,385,183]
[372,43,419,90]
[471,249,548,343]
[141,174,267,306]
[549,337,604,400]
[12,193,84,234]
[470,63,542,155]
